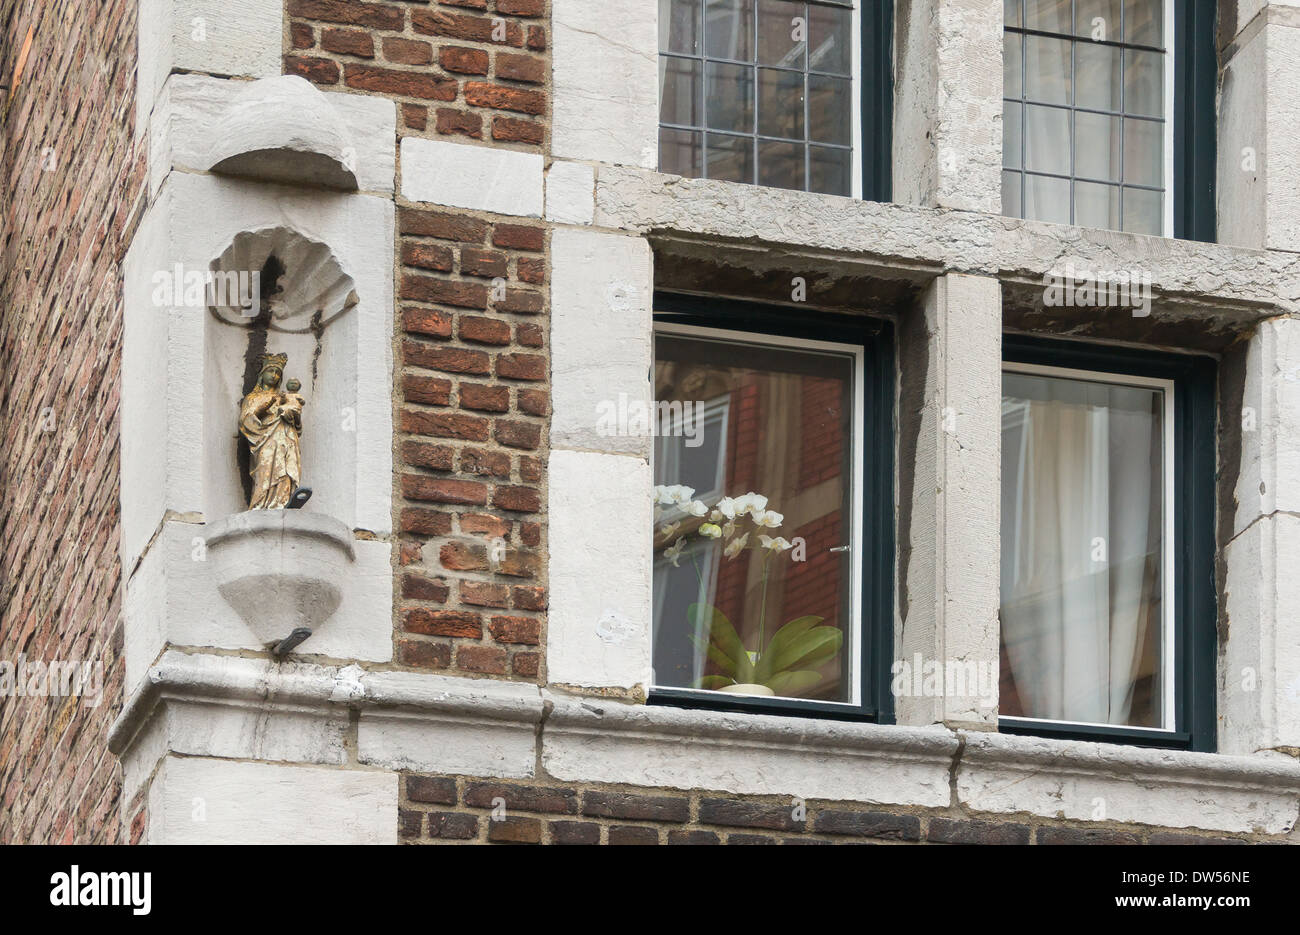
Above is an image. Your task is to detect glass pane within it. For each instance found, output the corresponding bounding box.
[661,56,702,126]
[1124,48,1164,118]
[1024,172,1071,224]
[1005,0,1021,29]
[653,332,857,703]
[758,139,804,189]
[706,62,754,132]
[660,0,702,54]
[1024,0,1071,33]
[1004,100,1022,170]
[809,2,851,74]
[1075,0,1121,41]
[1074,179,1120,229]
[758,67,805,139]
[706,0,755,61]
[1025,35,1072,105]
[1074,110,1121,181]
[1024,104,1070,174]
[1123,116,1162,187]
[706,132,754,182]
[1125,0,1163,47]
[1004,32,1022,100]
[809,145,850,195]
[758,0,806,68]
[660,127,704,177]
[807,75,850,144]
[1003,169,1023,217]
[1123,186,1162,234]
[1000,371,1165,728]
[1075,41,1121,111]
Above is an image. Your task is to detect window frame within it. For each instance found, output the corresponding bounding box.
[655,0,894,202]
[999,335,1217,751]
[649,292,896,722]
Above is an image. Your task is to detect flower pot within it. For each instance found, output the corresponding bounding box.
[716,683,775,696]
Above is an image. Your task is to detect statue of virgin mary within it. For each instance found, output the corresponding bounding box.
[239,353,302,509]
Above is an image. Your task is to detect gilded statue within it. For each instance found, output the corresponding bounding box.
[239,353,306,509]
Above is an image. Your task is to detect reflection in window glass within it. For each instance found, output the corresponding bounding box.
[658,0,856,195]
[652,331,857,703]
[1000,369,1166,728]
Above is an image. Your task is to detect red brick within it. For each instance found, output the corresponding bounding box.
[492,224,545,251]
[401,274,489,308]
[518,457,542,484]
[413,9,524,46]
[517,256,545,283]
[489,615,540,645]
[405,341,491,375]
[459,315,511,345]
[402,475,489,506]
[384,37,434,65]
[344,64,458,100]
[495,51,545,84]
[460,581,510,608]
[609,826,659,845]
[494,419,540,450]
[402,306,454,336]
[402,103,428,129]
[407,775,457,805]
[289,0,405,30]
[497,0,544,15]
[486,816,541,843]
[291,22,316,49]
[406,608,483,638]
[516,323,544,348]
[402,243,454,273]
[459,247,508,279]
[496,353,547,381]
[400,508,454,536]
[321,28,375,58]
[457,644,509,674]
[550,820,599,844]
[493,485,540,513]
[460,447,511,477]
[527,26,546,51]
[397,639,452,668]
[511,652,540,677]
[519,521,541,546]
[459,513,510,538]
[402,409,490,441]
[402,439,455,470]
[492,116,544,145]
[439,540,489,571]
[459,382,510,412]
[402,574,450,603]
[403,375,453,407]
[428,812,480,839]
[465,783,575,813]
[439,0,487,8]
[435,108,483,139]
[401,538,423,564]
[401,208,488,242]
[512,586,547,610]
[517,388,547,416]
[440,45,489,74]
[465,81,546,115]
[496,288,544,315]
[284,55,341,84]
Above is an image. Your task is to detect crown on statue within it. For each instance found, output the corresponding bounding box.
[259,353,288,372]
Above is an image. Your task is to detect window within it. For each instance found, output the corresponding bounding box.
[657,0,892,199]
[1002,0,1216,239]
[650,295,894,720]
[999,337,1216,750]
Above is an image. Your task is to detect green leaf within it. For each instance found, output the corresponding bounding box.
[695,675,734,691]
[688,603,745,664]
[762,626,843,676]
[764,670,823,697]
[755,615,823,681]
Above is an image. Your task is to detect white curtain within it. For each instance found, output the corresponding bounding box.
[1000,377,1161,726]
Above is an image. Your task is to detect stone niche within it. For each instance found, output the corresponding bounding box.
[202,226,360,527]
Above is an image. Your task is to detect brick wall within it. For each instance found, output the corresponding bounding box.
[396,773,1275,845]
[282,1,551,681]
[0,0,144,843]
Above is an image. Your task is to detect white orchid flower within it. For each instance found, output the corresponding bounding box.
[734,492,769,517]
[712,497,739,520]
[723,532,749,559]
[699,523,722,539]
[752,509,783,528]
[759,535,793,552]
[663,538,687,567]
[722,520,737,539]
[658,521,681,539]
[685,499,708,517]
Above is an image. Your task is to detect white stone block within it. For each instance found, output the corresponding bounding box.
[400,137,543,217]
[357,710,537,778]
[552,0,658,168]
[146,757,396,844]
[547,450,653,690]
[545,161,595,224]
[1234,318,1300,535]
[550,229,653,455]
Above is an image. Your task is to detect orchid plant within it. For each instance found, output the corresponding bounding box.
[654,485,843,697]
